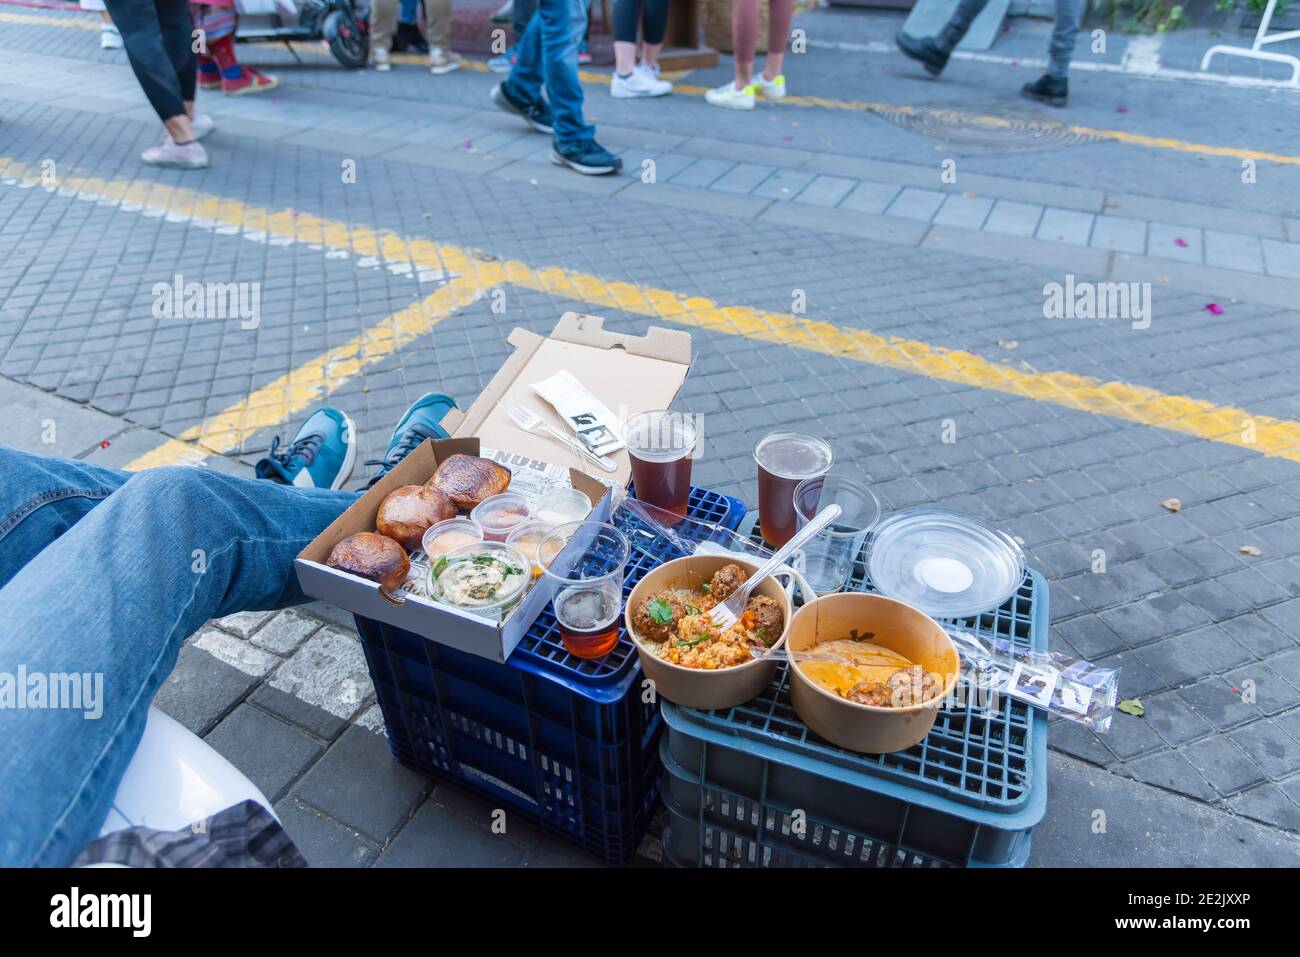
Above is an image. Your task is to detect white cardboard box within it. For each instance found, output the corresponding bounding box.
[294,313,692,662]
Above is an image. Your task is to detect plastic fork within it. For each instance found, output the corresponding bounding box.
[500,396,618,473]
[707,504,841,632]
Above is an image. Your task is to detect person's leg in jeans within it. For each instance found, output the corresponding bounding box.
[0,454,356,866]
[0,393,457,866]
[1047,0,1085,79]
[936,0,990,55]
[103,0,199,146]
[893,0,987,79]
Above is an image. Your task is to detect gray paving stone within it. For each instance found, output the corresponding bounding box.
[215,609,276,640]
[292,726,429,843]
[0,375,124,456]
[1183,734,1268,796]
[1146,223,1203,263]
[268,626,373,722]
[1033,753,1300,866]
[153,643,258,736]
[1089,215,1146,254]
[1203,230,1265,274]
[837,180,902,214]
[885,187,945,222]
[1228,719,1300,779]
[275,799,380,868]
[932,194,993,229]
[250,683,350,742]
[793,175,856,208]
[1227,782,1300,833]
[1035,207,1095,245]
[709,162,777,195]
[669,157,736,189]
[193,627,279,678]
[1262,239,1300,279]
[204,704,323,802]
[747,167,815,201]
[983,200,1044,237]
[248,608,322,655]
[375,798,532,868]
[1123,749,1218,802]
[758,202,930,244]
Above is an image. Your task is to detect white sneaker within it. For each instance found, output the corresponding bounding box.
[755,73,786,100]
[705,81,756,111]
[191,112,215,140]
[429,47,461,74]
[100,24,123,49]
[610,65,672,98]
[141,138,208,170]
[373,47,391,72]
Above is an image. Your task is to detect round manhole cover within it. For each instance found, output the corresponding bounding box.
[870,103,1103,154]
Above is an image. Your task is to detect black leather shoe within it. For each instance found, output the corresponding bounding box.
[1021,73,1068,107]
[895,30,949,77]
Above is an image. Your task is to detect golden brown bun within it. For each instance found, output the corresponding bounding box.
[376,484,456,551]
[428,453,511,510]
[326,532,410,592]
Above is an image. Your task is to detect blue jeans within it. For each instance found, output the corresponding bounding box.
[507,0,593,146]
[939,0,1084,78]
[0,446,354,866]
[400,0,418,21]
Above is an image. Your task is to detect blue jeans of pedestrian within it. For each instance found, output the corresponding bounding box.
[939,0,1084,78]
[0,445,355,866]
[507,0,593,146]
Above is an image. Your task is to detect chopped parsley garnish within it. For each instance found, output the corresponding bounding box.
[646,597,675,625]
[685,604,701,617]
[757,628,775,647]
[700,582,712,594]
[676,634,712,648]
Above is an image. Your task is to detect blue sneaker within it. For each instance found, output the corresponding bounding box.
[365,392,459,488]
[255,407,356,489]
[551,138,622,175]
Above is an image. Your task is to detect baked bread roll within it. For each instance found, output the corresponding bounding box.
[326,532,410,592]
[428,453,511,510]
[376,484,456,551]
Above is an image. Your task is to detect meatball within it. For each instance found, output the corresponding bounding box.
[708,563,749,602]
[633,591,686,643]
[745,595,785,646]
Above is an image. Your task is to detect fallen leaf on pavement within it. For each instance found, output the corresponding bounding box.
[1175,237,1188,247]
[1118,698,1145,717]
[1206,303,1224,315]
[1239,545,1262,556]
[998,339,1019,349]
[1161,498,1182,512]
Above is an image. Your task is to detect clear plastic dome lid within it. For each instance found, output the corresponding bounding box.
[866,508,1024,620]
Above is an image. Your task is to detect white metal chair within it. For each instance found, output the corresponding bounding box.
[1201,0,1300,86]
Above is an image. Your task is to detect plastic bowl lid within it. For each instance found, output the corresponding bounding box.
[866,508,1024,619]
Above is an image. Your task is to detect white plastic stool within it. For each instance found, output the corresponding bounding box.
[99,706,275,838]
[1201,0,1300,86]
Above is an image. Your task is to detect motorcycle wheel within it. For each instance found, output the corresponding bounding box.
[324,9,369,69]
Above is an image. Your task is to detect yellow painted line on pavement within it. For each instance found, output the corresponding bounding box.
[7,8,1300,168]
[0,9,96,29]
[2,158,1299,471]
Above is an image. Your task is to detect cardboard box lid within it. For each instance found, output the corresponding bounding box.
[445,313,692,488]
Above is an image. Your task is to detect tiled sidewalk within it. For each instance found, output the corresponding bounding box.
[3,47,1300,294]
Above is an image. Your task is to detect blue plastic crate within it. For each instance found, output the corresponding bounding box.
[353,484,746,865]
[659,567,1051,868]
[507,485,747,685]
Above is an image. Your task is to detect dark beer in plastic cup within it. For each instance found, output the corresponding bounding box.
[625,410,697,524]
[754,432,833,548]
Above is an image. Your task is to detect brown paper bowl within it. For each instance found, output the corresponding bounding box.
[626,555,790,711]
[786,592,960,754]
